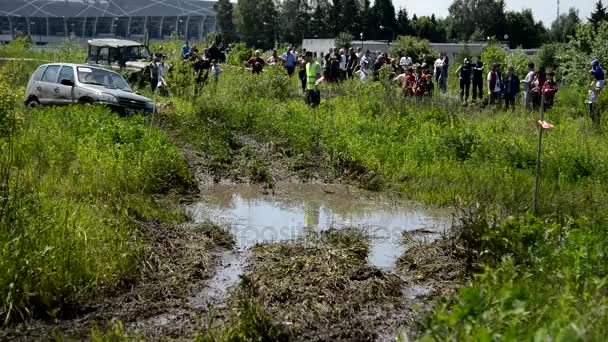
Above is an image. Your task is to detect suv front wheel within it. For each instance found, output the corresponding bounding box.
[26,98,40,108]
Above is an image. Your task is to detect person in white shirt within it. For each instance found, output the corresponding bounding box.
[522,62,536,110]
[399,56,407,67]
[434,55,444,83]
[339,48,347,70]
[355,61,372,81]
[359,50,369,68]
[487,63,502,106]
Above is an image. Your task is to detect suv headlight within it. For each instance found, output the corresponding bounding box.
[99,93,118,103]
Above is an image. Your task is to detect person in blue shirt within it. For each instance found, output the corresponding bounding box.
[282,47,297,76]
[182,40,190,58]
[501,66,520,111]
[589,59,605,123]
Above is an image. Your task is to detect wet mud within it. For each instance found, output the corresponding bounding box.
[2,131,467,340]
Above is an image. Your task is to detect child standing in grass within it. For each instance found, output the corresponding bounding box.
[588,59,605,124]
[211,60,222,82]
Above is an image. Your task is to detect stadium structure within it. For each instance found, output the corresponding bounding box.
[0,0,217,44]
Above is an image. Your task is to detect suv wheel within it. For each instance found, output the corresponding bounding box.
[26,99,40,108]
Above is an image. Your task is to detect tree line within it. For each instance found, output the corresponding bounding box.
[213,0,608,50]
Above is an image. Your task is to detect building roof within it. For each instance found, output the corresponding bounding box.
[88,38,144,47]
[0,0,216,18]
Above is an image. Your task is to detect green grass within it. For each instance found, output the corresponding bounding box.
[0,80,191,322]
[2,43,608,339]
[156,62,608,340]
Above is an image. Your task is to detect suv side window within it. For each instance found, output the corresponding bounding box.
[58,66,75,83]
[32,65,47,81]
[41,65,61,83]
[100,47,109,61]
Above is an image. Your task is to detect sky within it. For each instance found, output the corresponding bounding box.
[394,0,597,27]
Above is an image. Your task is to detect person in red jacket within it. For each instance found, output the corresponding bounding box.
[542,72,558,109]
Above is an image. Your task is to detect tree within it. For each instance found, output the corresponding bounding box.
[505,9,547,48]
[396,8,412,37]
[411,16,446,42]
[310,0,331,38]
[359,0,372,39]
[280,0,311,45]
[448,0,507,41]
[234,0,278,48]
[370,0,397,40]
[336,32,354,49]
[341,0,361,36]
[550,8,580,43]
[214,0,235,41]
[589,0,608,28]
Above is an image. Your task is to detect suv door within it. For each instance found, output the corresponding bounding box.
[56,66,76,105]
[26,65,47,104]
[38,65,61,105]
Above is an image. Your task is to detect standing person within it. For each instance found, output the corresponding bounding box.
[149,56,160,93]
[299,59,307,93]
[487,63,502,106]
[208,41,221,61]
[522,62,536,110]
[434,54,444,83]
[211,59,223,82]
[267,49,280,65]
[542,72,558,109]
[157,55,168,96]
[282,47,297,76]
[502,67,520,111]
[347,48,358,78]
[360,50,369,68]
[339,49,348,80]
[399,55,407,68]
[531,67,547,110]
[439,56,449,93]
[355,60,372,81]
[182,40,191,58]
[472,56,484,102]
[246,50,265,74]
[455,58,472,102]
[304,51,322,107]
[589,59,605,123]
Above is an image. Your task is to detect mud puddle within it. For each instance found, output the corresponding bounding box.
[186,183,452,308]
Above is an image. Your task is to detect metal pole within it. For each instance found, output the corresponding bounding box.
[533,90,545,215]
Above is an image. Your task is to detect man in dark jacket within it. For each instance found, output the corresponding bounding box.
[472,56,484,102]
[455,58,472,102]
[502,66,520,111]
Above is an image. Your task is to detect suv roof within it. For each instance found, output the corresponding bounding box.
[87,39,144,48]
[38,63,122,73]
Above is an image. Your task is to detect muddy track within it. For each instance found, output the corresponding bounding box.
[1,127,467,340]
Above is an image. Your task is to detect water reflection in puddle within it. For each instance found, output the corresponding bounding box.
[187,184,452,269]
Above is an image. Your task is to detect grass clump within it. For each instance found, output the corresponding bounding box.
[228,229,403,341]
[418,215,608,341]
[0,104,192,323]
[198,222,236,249]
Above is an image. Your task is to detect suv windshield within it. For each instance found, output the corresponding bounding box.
[123,46,150,60]
[77,67,132,92]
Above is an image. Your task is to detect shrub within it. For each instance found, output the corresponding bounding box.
[389,35,435,63]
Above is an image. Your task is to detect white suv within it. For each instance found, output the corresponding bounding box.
[25,63,154,114]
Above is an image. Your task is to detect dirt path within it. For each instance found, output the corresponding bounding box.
[1,126,467,340]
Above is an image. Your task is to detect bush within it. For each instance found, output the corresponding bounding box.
[227,42,253,66]
[481,43,507,67]
[0,106,191,321]
[389,35,435,63]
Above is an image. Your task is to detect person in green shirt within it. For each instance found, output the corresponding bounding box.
[305,51,322,107]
